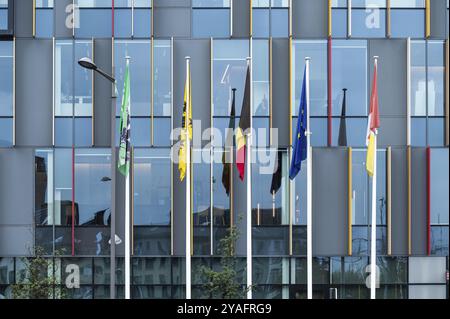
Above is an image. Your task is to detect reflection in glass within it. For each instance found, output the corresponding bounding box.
[351,9,386,38]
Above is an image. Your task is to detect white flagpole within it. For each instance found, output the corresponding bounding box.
[305,57,313,300]
[246,56,253,299]
[124,56,131,300]
[370,57,379,300]
[185,56,192,300]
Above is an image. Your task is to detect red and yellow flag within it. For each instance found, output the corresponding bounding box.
[366,61,380,177]
[236,66,251,181]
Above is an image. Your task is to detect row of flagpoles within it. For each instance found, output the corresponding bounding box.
[116,54,380,299]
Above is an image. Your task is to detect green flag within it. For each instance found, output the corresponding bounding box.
[118,59,131,176]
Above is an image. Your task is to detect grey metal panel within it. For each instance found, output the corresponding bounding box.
[153,0,190,7]
[154,8,191,38]
[232,0,250,38]
[93,38,113,147]
[312,148,348,256]
[172,39,211,255]
[0,226,34,256]
[430,0,447,39]
[411,148,427,255]
[369,39,407,117]
[0,148,34,256]
[292,0,328,39]
[377,117,406,147]
[15,39,53,147]
[54,0,73,38]
[14,0,33,38]
[391,148,408,255]
[271,38,290,148]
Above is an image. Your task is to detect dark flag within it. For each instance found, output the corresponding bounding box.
[222,88,236,196]
[270,149,283,195]
[236,66,251,181]
[289,68,307,180]
[338,88,348,146]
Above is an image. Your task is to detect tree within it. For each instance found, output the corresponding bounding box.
[11,247,67,299]
[199,220,250,299]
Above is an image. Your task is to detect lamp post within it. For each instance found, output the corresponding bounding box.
[78,57,117,299]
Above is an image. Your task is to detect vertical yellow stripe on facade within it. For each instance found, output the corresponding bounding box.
[348,147,352,256]
[425,0,430,38]
[386,0,391,38]
[32,0,36,38]
[328,0,332,37]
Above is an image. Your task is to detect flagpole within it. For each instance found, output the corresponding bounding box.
[246,56,253,299]
[305,57,313,300]
[370,56,379,300]
[124,56,131,300]
[185,56,192,300]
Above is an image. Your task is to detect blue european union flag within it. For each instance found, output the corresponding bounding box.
[289,68,307,180]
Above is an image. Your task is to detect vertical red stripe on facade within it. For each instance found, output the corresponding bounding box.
[112,0,115,37]
[72,146,75,256]
[426,146,431,256]
[327,37,332,147]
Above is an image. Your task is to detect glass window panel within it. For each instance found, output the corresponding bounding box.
[332,118,368,147]
[428,117,445,146]
[253,227,289,255]
[193,149,211,225]
[94,257,125,285]
[332,40,367,116]
[133,148,171,226]
[253,118,270,147]
[409,285,447,299]
[294,257,330,284]
[0,257,14,285]
[271,9,288,37]
[411,41,426,116]
[192,0,230,7]
[55,118,73,147]
[352,225,369,255]
[332,9,347,37]
[253,0,270,6]
[352,9,386,38]
[134,227,171,255]
[153,118,171,146]
[253,40,269,117]
[427,41,445,116]
[115,40,151,117]
[411,117,426,146]
[130,117,151,146]
[430,148,449,225]
[431,226,449,256]
[212,148,231,226]
[0,118,12,147]
[253,257,283,285]
[292,161,307,225]
[75,1,111,38]
[391,10,425,38]
[134,8,151,38]
[55,149,73,226]
[114,8,132,38]
[409,256,447,283]
[252,9,270,38]
[292,41,327,116]
[35,150,54,226]
[332,0,348,7]
[292,226,306,254]
[60,258,93,285]
[352,150,369,225]
[271,0,288,6]
[36,8,54,38]
[0,41,13,116]
[0,8,7,30]
[352,0,386,7]
[213,40,249,116]
[390,0,425,8]
[75,117,92,147]
[252,149,289,226]
[291,117,327,146]
[193,226,210,255]
[132,257,172,285]
[153,40,172,117]
[192,9,230,38]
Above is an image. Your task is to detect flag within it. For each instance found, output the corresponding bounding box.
[118,59,131,176]
[338,88,348,147]
[366,61,380,177]
[236,66,251,181]
[222,88,236,196]
[289,68,307,180]
[270,149,283,194]
[178,62,192,181]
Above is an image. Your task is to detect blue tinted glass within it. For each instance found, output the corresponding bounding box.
[431,226,449,256]
[114,9,132,38]
[253,227,289,254]
[153,40,171,116]
[352,226,368,255]
[0,9,7,30]
[36,9,54,37]
[0,118,12,147]
[430,148,449,225]
[76,9,111,38]
[428,117,445,146]
[0,41,13,116]
[252,9,270,38]
[153,118,171,146]
[192,9,230,38]
[332,9,347,37]
[332,40,367,116]
[271,9,288,37]
[55,118,73,147]
[75,117,92,146]
[427,41,445,116]
[391,9,424,38]
[130,117,151,146]
[411,117,426,146]
[133,149,171,226]
[291,117,327,146]
[134,9,151,38]
[352,8,386,38]
[253,118,269,147]
[332,118,367,147]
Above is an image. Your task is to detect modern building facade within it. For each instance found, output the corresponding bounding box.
[0,0,449,299]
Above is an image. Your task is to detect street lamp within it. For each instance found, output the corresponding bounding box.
[78,57,117,299]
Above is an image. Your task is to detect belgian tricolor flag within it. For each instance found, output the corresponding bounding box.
[236,66,251,181]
